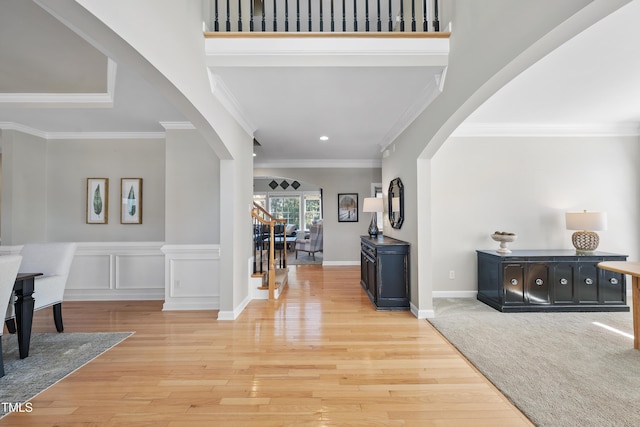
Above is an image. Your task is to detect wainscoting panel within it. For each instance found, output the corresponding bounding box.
[162,244,221,311]
[65,242,165,301]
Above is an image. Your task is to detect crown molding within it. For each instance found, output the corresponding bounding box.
[254,158,381,168]
[0,122,164,140]
[160,121,195,130]
[451,122,640,137]
[0,59,117,108]
[379,73,443,152]
[207,71,256,136]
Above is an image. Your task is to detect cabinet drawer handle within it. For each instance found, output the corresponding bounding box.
[559,278,568,285]
[610,278,619,285]
[510,279,518,285]
[535,278,544,286]
[585,278,594,285]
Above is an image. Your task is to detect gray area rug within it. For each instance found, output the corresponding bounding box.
[428,298,640,427]
[0,331,132,417]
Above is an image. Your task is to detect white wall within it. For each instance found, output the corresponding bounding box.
[254,166,382,264]
[431,135,640,294]
[47,138,165,242]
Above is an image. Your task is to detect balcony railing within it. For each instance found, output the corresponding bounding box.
[208,0,441,33]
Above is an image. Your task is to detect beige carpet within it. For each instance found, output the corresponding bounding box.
[428,298,640,427]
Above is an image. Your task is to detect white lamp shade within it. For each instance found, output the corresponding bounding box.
[565,211,607,231]
[362,197,384,213]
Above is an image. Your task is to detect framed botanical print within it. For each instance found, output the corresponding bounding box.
[338,193,358,222]
[87,178,108,224]
[121,178,142,224]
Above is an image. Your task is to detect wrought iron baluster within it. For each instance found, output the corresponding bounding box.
[433,0,440,31]
[331,0,335,32]
[411,0,416,31]
[214,0,220,31]
[423,0,427,31]
[261,0,266,31]
[297,0,300,31]
[388,0,392,31]
[353,0,357,31]
[400,0,405,31]
[285,0,289,31]
[320,0,324,32]
[376,0,381,31]
[238,0,242,31]
[365,0,369,31]
[273,0,277,31]
[226,0,231,31]
[308,0,312,31]
[250,0,254,31]
[342,0,346,31]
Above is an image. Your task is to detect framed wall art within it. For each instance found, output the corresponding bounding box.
[121,178,143,224]
[338,193,358,222]
[86,178,108,224]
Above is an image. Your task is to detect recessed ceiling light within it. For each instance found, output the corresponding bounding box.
[320,136,329,141]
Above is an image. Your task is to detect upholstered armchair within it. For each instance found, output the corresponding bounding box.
[295,223,323,260]
[5,243,77,333]
[0,255,22,377]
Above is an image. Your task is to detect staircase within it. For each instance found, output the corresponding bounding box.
[251,203,289,300]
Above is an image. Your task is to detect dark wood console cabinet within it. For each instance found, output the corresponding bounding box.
[361,236,410,310]
[477,249,629,312]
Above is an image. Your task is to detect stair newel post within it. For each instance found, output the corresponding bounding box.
[268,220,276,300]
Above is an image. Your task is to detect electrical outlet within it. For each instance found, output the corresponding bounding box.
[449,270,455,279]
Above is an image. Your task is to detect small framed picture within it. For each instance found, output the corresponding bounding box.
[121,178,142,224]
[87,178,108,224]
[338,193,358,222]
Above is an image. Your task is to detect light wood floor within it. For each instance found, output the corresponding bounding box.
[2,265,532,426]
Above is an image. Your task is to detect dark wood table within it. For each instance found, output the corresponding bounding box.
[13,273,42,359]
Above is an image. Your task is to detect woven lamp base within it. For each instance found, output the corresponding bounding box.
[571,231,599,252]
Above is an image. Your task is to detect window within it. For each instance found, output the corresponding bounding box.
[304,192,322,230]
[253,193,266,209]
[269,195,300,227]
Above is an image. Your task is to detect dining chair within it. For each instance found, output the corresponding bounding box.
[0,255,23,377]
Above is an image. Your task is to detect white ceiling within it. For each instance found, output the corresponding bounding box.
[1,0,639,162]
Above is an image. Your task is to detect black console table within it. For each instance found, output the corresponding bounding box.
[477,249,628,312]
[361,236,410,310]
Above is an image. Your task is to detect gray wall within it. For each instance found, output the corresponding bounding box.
[1,130,48,245]
[165,129,220,244]
[254,166,382,263]
[46,138,166,242]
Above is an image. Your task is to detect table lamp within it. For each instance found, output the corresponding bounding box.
[362,197,384,237]
[565,210,607,253]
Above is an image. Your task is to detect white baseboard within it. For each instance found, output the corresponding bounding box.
[218,293,252,320]
[411,302,435,319]
[433,290,477,298]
